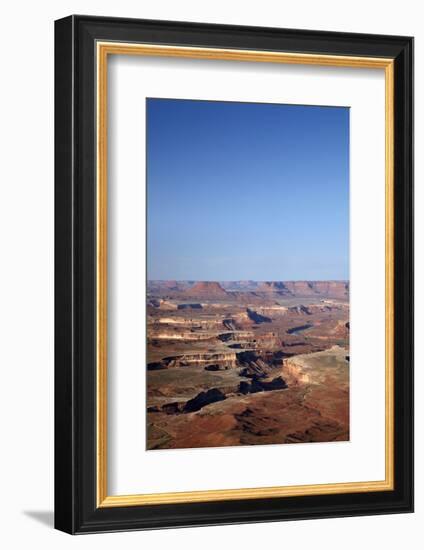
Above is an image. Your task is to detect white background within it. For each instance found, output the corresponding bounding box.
[108,56,386,495]
[0,1,421,549]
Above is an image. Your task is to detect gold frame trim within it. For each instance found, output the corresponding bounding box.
[96,42,395,508]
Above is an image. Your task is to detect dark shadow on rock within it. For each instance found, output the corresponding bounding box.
[183,388,226,413]
[246,308,271,324]
[23,510,54,528]
[239,376,287,394]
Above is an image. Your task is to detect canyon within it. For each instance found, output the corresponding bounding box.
[146,280,349,450]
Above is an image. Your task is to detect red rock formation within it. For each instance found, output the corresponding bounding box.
[257,281,291,294]
[258,281,349,298]
[283,281,316,295]
[184,281,228,297]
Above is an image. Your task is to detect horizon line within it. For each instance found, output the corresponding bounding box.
[148,279,349,283]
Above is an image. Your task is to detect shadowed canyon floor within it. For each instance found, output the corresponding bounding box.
[147,281,349,450]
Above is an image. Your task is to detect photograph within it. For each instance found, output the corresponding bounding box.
[50,10,413,536]
[146,98,350,450]
[0,0,418,542]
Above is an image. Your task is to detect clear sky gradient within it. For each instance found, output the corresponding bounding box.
[147,98,349,281]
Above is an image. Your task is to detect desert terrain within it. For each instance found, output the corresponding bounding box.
[146,280,349,450]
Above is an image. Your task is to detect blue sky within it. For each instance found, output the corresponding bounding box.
[147,98,349,281]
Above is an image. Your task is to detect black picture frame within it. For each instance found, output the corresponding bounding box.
[55,15,414,534]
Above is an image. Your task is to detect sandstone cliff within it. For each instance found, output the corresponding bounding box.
[183,281,228,297]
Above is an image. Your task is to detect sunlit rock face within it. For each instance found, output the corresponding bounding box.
[183,281,229,298]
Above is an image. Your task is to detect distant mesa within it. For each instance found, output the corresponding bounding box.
[285,281,348,297]
[161,280,179,290]
[147,280,192,293]
[148,279,349,299]
[221,280,259,291]
[258,281,348,298]
[257,281,291,295]
[183,281,228,297]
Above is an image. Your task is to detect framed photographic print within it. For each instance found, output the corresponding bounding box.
[54,15,414,534]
